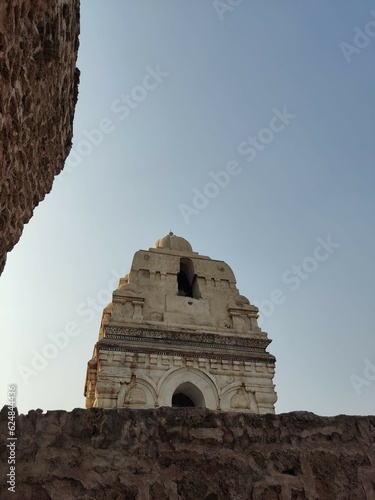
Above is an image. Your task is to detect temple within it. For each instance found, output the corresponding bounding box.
[84,232,277,413]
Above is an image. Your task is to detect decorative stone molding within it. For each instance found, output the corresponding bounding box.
[105,326,272,351]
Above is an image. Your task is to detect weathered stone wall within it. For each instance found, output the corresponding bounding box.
[0,0,80,274]
[0,407,374,499]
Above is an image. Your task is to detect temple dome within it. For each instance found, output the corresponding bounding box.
[152,232,193,252]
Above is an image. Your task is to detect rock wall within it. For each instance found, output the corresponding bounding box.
[0,407,374,499]
[0,0,80,274]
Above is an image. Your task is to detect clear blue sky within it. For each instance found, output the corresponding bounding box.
[1,0,374,415]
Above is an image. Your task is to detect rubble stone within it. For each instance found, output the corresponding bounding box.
[0,0,80,274]
[1,407,374,499]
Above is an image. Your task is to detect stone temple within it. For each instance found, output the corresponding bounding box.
[85,233,277,413]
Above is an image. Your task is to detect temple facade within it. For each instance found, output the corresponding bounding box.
[84,233,277,413]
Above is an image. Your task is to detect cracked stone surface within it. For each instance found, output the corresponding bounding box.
[0,0,80,274]
[0,407,374,499]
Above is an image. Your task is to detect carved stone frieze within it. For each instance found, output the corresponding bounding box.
[105,325,272,350]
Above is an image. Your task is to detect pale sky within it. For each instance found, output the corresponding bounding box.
[1,0,374,416]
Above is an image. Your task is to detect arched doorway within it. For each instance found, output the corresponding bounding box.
[158,367,219,409]
[171,382,205,408]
